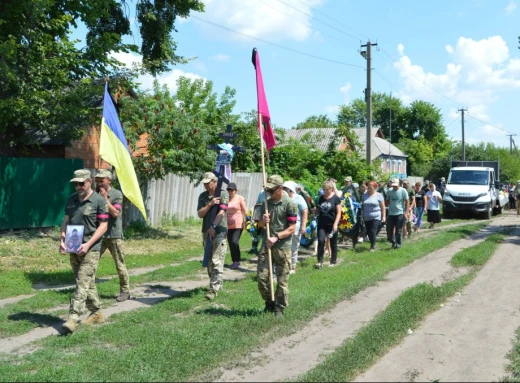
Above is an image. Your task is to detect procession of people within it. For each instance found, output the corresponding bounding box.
[59,167,441,329]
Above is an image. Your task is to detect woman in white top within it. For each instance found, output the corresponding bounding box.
[425,183,443,229]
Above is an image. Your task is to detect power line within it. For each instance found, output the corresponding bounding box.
[465,113,515,135]
[257,0,359,50]
[293,0,370,41]
[190,15,365,68]
[444,115,460,128]
[276,0,361,42]
[376,48,461,107]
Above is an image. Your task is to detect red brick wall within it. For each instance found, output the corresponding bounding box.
[65,124,111,169]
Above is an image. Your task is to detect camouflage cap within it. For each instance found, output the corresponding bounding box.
[95,169,112,179]
[344,176,352,182]
[391,178,400,186]
[265,175,284,189]
[70,169,92,183]
[201,172,217,183]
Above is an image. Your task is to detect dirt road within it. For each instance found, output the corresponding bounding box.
[216,215,518,382]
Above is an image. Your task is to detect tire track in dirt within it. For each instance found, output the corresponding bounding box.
[214,216,514,382]
[355,226,520,382]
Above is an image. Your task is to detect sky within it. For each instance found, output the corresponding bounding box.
[99,0,520,149]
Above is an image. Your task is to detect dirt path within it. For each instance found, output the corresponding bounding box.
[214,215,514,382]
[0,257,203,309]
[0,266,253,355]
[355,226,520,382]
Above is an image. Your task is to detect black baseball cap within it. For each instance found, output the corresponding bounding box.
[227,182,237,190]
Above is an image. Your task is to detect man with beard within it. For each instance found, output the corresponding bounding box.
[60,169,108,333]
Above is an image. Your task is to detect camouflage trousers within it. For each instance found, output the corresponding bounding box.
[68,251,101,320]
[257,246,291,309]
[202,232,227,293]
[100,238,130,294]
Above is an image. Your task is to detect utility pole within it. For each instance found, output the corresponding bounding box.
[361,40,377,165]
[458,108,467,161]
[507,134,517,154]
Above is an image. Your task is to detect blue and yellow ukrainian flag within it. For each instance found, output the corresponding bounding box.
[99,83,147,220]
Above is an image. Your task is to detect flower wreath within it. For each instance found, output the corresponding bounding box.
[245,208,261,242]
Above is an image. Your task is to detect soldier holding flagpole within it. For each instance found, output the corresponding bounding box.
[252,48,297,316]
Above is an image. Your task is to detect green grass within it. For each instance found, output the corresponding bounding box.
[0,249,256,339]
[298,274,475,382]
[0,227,255,300]
[451,233,506,267]
[298,230,506,382]
[0,223,487,381]
[503,328,520,382]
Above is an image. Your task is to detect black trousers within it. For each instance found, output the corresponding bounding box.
[227,228,243,263]
[317,225,338,264]
[386,214,404,246]
[364,219,381,249]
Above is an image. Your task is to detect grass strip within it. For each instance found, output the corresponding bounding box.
[450,232,505,267]
[298,230,505,382]
[298,274,475,382]
[502,328,520,382]
[0,223,486,381]
[0,261,203,339]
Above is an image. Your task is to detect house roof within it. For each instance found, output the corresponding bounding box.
[282,127,337,152]
[282,127,406,160]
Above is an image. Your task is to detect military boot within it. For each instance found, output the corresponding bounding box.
[62,318,77,334]
[204,290,216,300]
[274,306,284,318]
[263,301,275,313]
[116,292,130,302]
[83,310,105,325]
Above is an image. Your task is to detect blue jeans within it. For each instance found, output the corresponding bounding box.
[386,214,404,247]
[415,207,424,229]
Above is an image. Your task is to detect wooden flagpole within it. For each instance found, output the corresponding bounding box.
[258,111,275,303]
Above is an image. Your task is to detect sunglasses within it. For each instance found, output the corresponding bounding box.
[227,188,236,192]
[73,182,85,187]
[267,187,279,194]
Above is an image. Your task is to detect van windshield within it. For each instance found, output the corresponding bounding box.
[448,170,489,185]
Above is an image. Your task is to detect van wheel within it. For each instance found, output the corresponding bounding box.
[485,207,492,220]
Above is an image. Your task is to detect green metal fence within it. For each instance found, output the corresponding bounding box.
[0,157,84,230]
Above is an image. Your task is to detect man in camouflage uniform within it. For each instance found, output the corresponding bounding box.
[256,175,298,317]
[402,179,416,239]
[197,172,229,300]
[95,169,130,302]
[60,169,109,333]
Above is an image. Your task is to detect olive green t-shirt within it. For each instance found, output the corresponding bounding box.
[104,188,123,239]
[65,191,109,251]
[259,193,298,250]
[197,190,229,234]
[406,187,416,203]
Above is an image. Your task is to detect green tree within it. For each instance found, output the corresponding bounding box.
[296,114,337,129]
[0,0,204,150]
[118,80,212,184]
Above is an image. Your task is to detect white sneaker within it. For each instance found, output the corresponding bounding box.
[289,269,296,275]
[358,237,364,243]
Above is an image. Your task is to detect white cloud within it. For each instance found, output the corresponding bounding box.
[324,81,352,114]
[109,51,204,93]
[340,82,352,104]
[505,0,517,14]
[210,54,231,62]
[325,105,340,113]
[197,0,326,42]
[392,36,520,135]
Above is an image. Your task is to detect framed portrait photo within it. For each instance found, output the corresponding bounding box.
[65,225,84,253]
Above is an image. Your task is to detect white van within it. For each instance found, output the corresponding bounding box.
[443,163,507,219]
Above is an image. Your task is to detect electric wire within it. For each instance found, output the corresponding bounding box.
[276,0,362,42]
[465,113,516,135]
[257,0,359,50]
[294,0,370,41]
[190,15,365,68]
